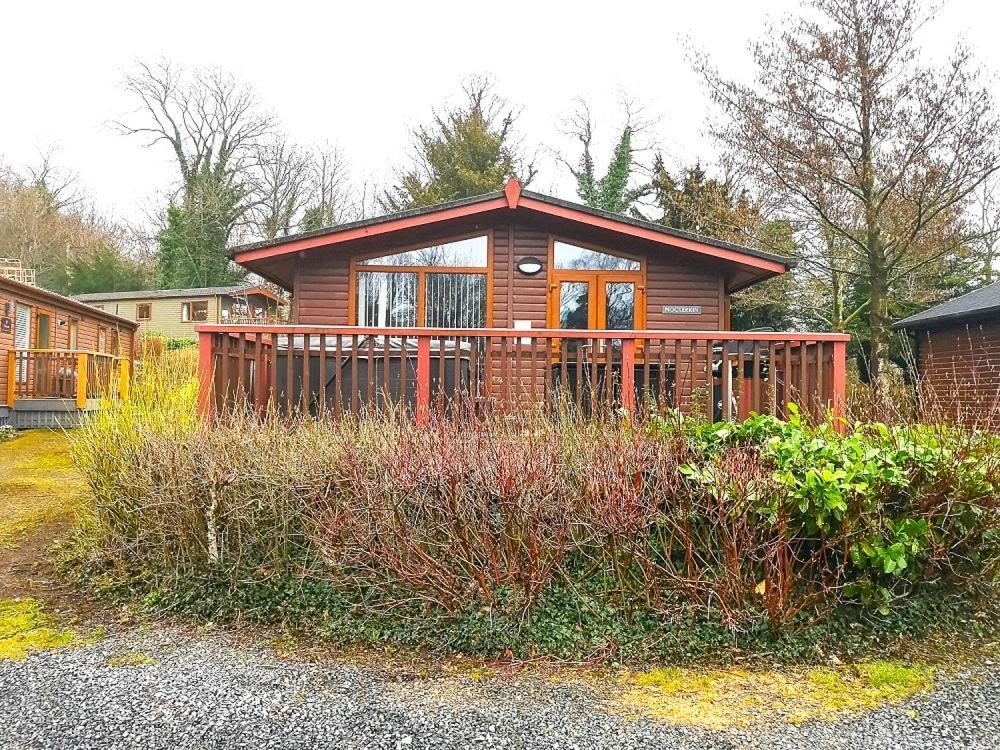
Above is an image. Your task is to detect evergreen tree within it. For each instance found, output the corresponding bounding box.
[381,78,534,211]
[157,177,245,288]
[561,101,650,216]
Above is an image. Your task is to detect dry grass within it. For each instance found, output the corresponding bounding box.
[0,430,83,548]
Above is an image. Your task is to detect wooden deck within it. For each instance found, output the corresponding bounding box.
[5,349,130,409]
[196,326,849,424]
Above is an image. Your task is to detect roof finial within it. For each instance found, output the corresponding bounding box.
[504,177,522,208]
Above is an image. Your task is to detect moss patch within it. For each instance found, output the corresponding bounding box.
[0,598,75,660]
[107,650,156,667]
[0,430,83,547]
[615,661,934,728]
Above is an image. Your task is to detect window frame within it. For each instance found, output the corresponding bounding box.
[546,235,647,332]
[348,230,494,327]
[136,302,152,321]
[34,308,53,349]
[181,299,209,323]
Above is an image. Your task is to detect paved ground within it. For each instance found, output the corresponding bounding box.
[1,625,997,750]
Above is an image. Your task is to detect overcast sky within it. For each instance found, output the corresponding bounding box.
[1,0,996,231]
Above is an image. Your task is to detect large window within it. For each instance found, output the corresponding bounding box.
[355,235,489,327]
[553,240,639,271]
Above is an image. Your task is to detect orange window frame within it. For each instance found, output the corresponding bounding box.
[545,236,647,330]
[348,230,494,326]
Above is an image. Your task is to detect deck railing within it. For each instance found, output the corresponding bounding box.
[6,350,130,409]
[196,325,849,425]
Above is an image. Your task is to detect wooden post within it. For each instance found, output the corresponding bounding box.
[6,351,15,408]
[416,335,430,425]
[831,339,848,430]
[117,358,131,400]
[75,353,88,410]
[621,338,636,416]
[197,331,215,419]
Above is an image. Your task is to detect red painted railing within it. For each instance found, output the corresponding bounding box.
[195,325,849,424]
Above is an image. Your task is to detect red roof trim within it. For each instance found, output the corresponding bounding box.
[233,180,785,275]
[516,196,788,274]
[234,197,510,264]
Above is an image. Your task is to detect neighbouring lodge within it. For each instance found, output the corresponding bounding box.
[74,285,284,340]
[0,275,137,428]
[895,281,1000,426]
[198,179,850,422]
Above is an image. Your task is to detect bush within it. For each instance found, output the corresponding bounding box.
[68,357,1000,660]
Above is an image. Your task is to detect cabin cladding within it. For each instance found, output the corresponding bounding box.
[915,320,1000,426]
[294,220,727,331]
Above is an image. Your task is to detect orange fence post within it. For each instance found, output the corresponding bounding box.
[197,331,215,419]
[117,358,131,400]
[75,353,88,410]
[6,351,15,408]
[416,335,430,425]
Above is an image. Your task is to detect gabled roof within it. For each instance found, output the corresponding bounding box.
[73,285,283,303]
[894,282,1000,329]
[0,275,138,330]
[230,179,794,292]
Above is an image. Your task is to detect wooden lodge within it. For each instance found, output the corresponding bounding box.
[0,276,136,428]
[198,179,848,423]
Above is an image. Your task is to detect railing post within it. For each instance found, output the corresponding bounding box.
[117,358,131,400]
[198,331,215,419]
[7,351,19,406]
[831,339,847,430]
[621,339,636,416]
[6,351,15,407]
[75,353,88,410]
[416,335,430,425]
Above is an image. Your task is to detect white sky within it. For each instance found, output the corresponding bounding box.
[1,0,996,232]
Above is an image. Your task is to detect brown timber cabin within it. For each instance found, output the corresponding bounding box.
[895,281,1000,427]
[199,179,848,423]
[0,275,136,428]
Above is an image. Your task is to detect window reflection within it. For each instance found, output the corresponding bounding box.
[559,281,590,329]
[357,271,418,326]
[360,235,488,267]
[605,282,635,330]
[553,241,639,271]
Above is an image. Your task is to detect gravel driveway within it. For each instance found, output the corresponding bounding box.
[1,626,997,750]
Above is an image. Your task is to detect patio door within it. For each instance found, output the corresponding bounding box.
[549,273,644,337]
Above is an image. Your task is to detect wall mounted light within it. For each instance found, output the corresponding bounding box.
[516,256,543,276]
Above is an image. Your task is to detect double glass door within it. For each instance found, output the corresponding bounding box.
[549,272,643,358]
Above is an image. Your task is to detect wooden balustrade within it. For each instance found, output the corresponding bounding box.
[6,350,130,408]
[197,326,849,425]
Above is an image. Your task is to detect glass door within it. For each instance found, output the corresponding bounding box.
[550,273,642,357]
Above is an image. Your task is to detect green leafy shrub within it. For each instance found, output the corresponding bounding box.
[69,357,1000,660]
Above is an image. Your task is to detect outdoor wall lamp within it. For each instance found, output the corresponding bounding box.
[516,256,543,276]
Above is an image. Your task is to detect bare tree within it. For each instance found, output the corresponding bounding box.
[117,60,274,236]
[251,136,312,240]
[697,0,1000,381]
[971,177,1000,284]
[302,142,350,230]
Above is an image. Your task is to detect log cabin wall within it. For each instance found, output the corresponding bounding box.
[914,319,1000,427]
[293,219,728,331]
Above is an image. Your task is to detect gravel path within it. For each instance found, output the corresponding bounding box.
[1,626,997,750]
